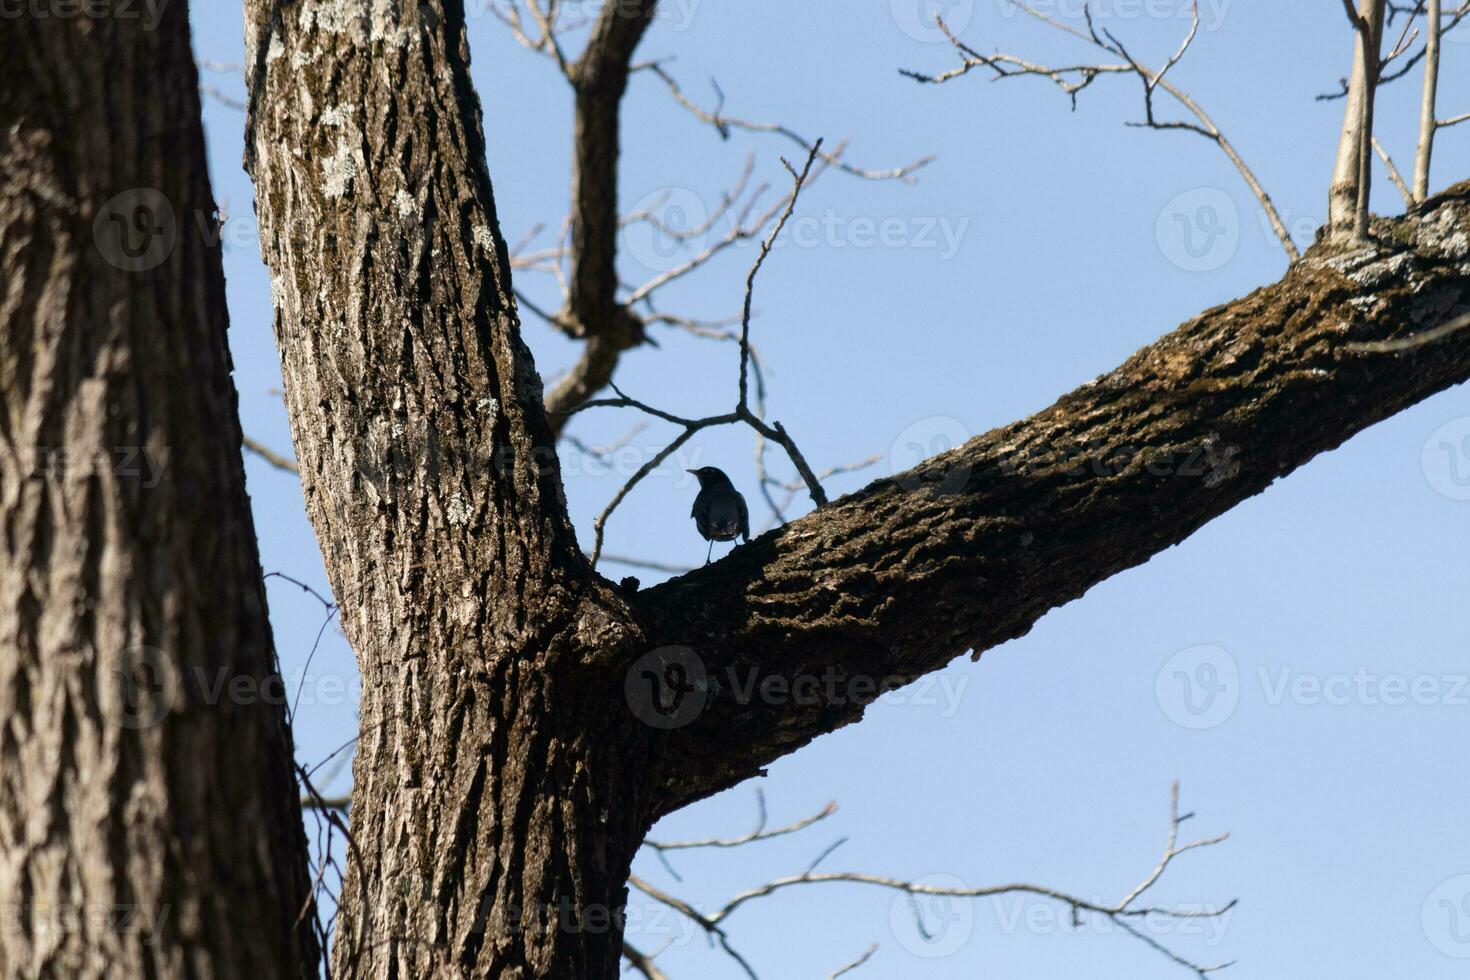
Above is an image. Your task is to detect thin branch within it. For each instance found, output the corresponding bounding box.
[489,0,574,79]
[646,64,934,184]
[756,452,883,532]
[644,791,837,852]
[905,1,1300,261]
[1404,0,1436,202]
[828,944,878,979]
[1373,137,1415,206]
[631,784,1234,979]
[1346,310,1470,352]
[561,145,830,565]
[597,553,696,575]
[622,941,673,980]
[1318,2,1469,101]
[243,434,300,474]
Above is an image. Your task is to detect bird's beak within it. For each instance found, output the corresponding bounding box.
[686,469,697,475]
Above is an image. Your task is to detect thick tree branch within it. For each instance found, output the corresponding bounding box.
[543,0,661,437]
[519,6,931,436]
[632,186,1470,814]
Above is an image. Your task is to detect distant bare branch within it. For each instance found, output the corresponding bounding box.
[645,791,837,853]
[828,944,878,979]
[1374,138,1415,206]
[243,434,299,474]
[645,64,934,183]
[905,1,1299,261]
[561,145,830,566]
[630,783,1234,980]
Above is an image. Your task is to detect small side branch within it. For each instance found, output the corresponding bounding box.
[1329,0,1387,240]
[629,784,1235,979]
[904,1,1299,262]
[1373,138,1415,206]
[561,145,830,565]
[243,434,300,474]
[645,64,934,184]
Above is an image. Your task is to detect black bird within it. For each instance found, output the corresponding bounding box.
[688,466,749,564]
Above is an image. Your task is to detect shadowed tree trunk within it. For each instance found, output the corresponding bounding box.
[0,5,318,980]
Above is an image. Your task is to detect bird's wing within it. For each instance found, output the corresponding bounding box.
[737,492,750,542]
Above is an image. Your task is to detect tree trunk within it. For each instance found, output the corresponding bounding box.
[0,7,318,980]
[242,3,658,975]
[238,3,1470,978]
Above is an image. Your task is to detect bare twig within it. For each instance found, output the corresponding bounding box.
[828,944,878,979]
[1319,2,1469,103]
[488,0,575,78]
[645,791,837,853]
[1347,310,1470,352]
[243,434,299,474]
[563,145,831,566]
[756,452,883,532]
[597,553,696,575]
[1373,137,1415,206]
[630,783,1235,979]
[905,1,1299,261]
[622,941,674,980]
[645,64,934,184]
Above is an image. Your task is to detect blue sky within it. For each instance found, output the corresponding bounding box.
[190,2,1470,976]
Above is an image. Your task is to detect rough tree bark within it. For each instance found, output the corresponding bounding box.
[0,6,318,980]
[242,3,653,976]
[232,3,1470,979]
